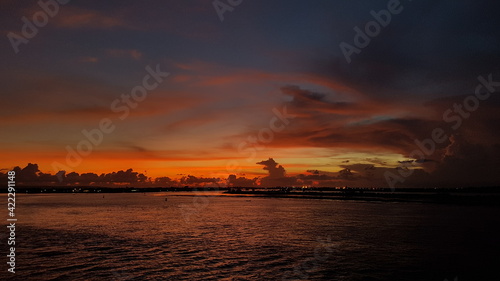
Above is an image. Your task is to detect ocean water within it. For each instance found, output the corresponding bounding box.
[3,192,499,280]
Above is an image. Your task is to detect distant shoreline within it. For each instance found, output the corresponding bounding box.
[216,190,500,206]
[5,186,500,206]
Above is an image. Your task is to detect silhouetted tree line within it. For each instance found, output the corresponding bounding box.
[0,163,148,185]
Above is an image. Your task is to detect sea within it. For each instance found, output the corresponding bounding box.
[2,192,499,280]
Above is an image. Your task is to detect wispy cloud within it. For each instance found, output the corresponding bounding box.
[53,7,132,30]
[106,49,142,60]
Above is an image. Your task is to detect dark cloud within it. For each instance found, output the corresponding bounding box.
[99,169,148,184]
[13,163,41,182]
[227,174,257,187]
[312,0,500,103]
[3,164,149,186]
[255,158,297,187]
[425,134,500,187]
[179,175,220,187]
[282,85,327,103]
[154,176,175,186]
[256,158,286,179]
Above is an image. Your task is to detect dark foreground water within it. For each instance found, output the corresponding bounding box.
[2,193,499,280]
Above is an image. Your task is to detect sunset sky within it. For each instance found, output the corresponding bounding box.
[1,0,500,187]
